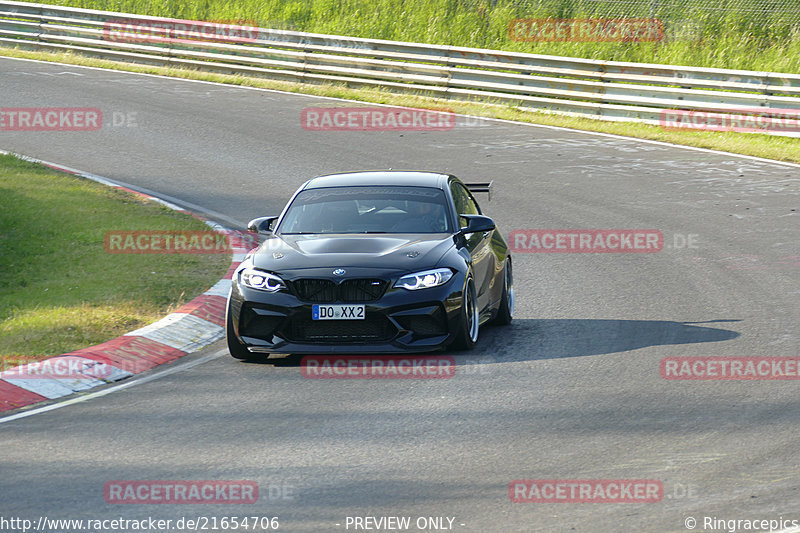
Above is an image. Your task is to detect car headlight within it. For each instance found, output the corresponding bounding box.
[394,268,453,290]
[239,267,286,292]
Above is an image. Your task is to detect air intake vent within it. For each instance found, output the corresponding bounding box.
[291,278,387,303]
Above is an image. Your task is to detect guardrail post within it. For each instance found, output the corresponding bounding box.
[34,2,42,43]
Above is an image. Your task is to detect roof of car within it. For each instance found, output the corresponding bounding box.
[303,171,452,190]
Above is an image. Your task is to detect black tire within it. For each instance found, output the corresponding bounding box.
[491,259,513,326]
[226,301,257,361]
[451,277,479,351]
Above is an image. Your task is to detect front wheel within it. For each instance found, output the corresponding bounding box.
[451,277,479,351]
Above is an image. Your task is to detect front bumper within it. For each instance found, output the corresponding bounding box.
[228,274,465,354]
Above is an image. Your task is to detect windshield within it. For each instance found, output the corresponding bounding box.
[278,186,452,234]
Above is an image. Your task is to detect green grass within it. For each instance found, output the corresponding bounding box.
[2,46,798,163]
[15,0,800,73]
[0,154,230,360]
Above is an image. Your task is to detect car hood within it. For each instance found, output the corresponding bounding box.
[249,233,454,273]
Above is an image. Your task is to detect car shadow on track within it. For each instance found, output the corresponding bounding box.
[470,318,741,363]
[234,318,740,366]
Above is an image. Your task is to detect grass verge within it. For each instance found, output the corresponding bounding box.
[0,153,230,361]
[2,46,799,164]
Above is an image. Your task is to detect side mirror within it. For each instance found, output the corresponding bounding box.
[459,214,495,235]
[247,216,279,234]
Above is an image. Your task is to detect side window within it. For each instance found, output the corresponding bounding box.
[449,182,480,221]
[464,189,481,215]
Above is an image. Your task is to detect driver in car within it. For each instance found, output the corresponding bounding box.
[392,200,447,232]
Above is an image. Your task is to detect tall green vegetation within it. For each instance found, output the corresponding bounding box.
[23,0,800,72]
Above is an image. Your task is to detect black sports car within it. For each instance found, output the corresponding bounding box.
[225,171,513,359]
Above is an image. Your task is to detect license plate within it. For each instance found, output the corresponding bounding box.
[312,304,365,320]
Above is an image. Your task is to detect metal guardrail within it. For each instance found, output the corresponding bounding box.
[1,0,799,136]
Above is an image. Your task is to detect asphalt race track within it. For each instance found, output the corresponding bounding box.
[1,56,799,533]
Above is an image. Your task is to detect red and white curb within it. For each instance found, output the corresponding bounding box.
[0,151,247,412]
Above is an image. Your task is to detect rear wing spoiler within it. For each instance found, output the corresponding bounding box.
[465,181,493,201]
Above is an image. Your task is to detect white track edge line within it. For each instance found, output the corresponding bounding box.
[0,349,227,425]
